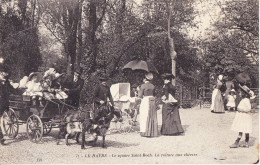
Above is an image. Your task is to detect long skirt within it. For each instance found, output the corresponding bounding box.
[210,89,225,113]
[231,112,252,133]
[161,103,184,135]
[139,96,158,137]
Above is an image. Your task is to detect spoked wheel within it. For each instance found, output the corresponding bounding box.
[0,108,19,138]
[43,123,52,135]
[26,115,43,143]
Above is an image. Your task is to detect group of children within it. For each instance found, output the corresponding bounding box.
[11,68,68,107]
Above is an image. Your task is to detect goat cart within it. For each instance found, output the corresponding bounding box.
[0,94,72,143]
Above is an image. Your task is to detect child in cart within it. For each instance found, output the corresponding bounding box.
[23,72,44,107]
[226,89,236,112]
[230,84,255,148]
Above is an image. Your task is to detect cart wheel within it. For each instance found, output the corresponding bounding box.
[43,123,52,135]
[26,115,43,143]
[0,108,19,138]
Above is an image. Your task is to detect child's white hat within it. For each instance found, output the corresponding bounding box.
[230,89,235,92]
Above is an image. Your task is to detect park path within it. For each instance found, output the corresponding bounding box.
[0,106,258,164]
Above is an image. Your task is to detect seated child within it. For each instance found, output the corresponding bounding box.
[226,89,236,111]
[51,73,68,100]
[23,73,44,107]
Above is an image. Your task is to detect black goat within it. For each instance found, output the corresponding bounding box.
[57,109,91,149]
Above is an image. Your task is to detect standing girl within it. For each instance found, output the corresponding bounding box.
[230,85,255,148]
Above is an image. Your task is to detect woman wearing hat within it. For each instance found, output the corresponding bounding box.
[230,85,255,148]
[210,74,225,113]
[224,77,235,110]
[161,73,184,135]
[138,72,158,137]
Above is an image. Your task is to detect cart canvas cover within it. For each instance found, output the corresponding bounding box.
[110,83,130,101]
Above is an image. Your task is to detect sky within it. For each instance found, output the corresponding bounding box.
[37,0,224,59]
[132,0,223,39]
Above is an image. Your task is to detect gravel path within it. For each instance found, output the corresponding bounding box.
[0,107,258,164]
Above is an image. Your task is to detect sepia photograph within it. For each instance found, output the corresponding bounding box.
[0,0,259,164]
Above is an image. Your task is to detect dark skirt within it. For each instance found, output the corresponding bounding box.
[161,103,184,135]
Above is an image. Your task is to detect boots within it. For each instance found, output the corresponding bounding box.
[229,143,239,148]
[0,130,6,146]
[230,138,240,148]
[0,139,6,145]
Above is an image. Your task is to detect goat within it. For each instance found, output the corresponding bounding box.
[57,109,91,149]
[57,103,119,149]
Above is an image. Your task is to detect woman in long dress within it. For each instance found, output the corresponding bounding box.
[161,73,184,135]
[210,74,225,113]
[138,73,158,137]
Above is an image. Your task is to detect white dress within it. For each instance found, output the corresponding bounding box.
[231,98,252,133]
[226,95,236,108]
[23,81,43,97]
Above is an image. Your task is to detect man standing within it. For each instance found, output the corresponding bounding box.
[65,67,84,108]
[0,59,12,145]
[93,75,122,123]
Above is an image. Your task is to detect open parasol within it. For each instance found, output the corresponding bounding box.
[235,72,251,84]
[122,60,158,74]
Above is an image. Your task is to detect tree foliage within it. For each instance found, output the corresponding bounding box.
[200,0,259,87]
[0,0,42,80]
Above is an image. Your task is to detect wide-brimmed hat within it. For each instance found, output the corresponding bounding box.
[230,89,236,93]
[239,84,256,99]
[145,72,153,81]
[161,73,175,80]
[28,72,39,82]
[53,73,64,80]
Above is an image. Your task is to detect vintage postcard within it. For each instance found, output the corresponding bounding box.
[0,0,258,164]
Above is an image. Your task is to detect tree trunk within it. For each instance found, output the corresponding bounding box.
[108,0,126,76]
[167,6,177,85]
[88,0,97,72]
[77,0,83,66]
[63,1,80,74]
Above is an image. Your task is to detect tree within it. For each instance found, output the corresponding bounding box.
[0,0,42,80]
[139,0,197,85]
[201,0,259,86]
[39,0,81,73]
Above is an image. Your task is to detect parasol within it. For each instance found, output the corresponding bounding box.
[122,60,158,74]
[235,72,251,84]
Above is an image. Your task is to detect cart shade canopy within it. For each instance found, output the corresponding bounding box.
[110,83,130,101]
